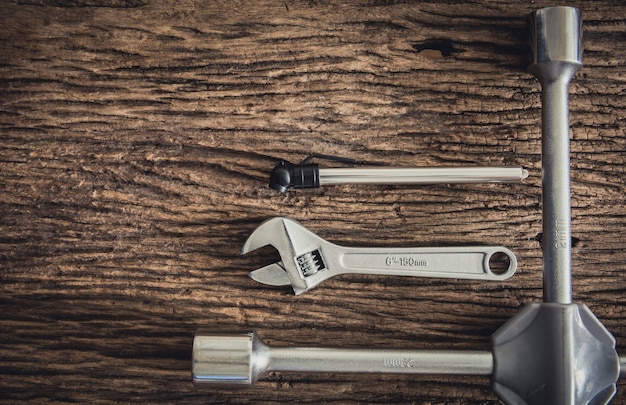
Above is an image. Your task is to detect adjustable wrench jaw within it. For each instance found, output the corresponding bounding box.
[241,217,338,295]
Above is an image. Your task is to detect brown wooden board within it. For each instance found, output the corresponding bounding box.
[1,1,625,403]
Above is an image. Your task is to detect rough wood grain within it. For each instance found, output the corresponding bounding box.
[1,1,625,403]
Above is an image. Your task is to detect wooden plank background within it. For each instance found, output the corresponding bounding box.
[1,1,625,403]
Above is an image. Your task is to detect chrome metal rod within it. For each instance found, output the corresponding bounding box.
[528,6,582,304]
[270,348,493,375]
[318,166,528,186]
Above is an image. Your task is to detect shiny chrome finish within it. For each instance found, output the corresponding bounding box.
[492,303,619,405]
[243,217,516,295]
[528,6,583,304]
[318,166,528,186]
[192,331,493,386]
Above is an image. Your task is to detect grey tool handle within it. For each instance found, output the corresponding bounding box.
[331,246,516,280]
[319,166,528,185]
[269,155,527,193]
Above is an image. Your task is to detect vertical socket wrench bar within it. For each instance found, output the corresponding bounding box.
[492,8,620,404]
[192,331,493,385]
[528,6,582,304]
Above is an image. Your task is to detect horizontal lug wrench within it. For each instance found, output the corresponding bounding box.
[192,330,493,385]
[242,217,516,295]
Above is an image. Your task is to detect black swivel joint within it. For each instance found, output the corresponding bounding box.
[269,160,320,193]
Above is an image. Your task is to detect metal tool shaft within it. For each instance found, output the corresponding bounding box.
[192,331,493,385]
[335,246,515,280]
[540,78,574,303]
[528,6,582,304]
[270,349,493,375]
[270,159,528,193]
[318,166,528,186]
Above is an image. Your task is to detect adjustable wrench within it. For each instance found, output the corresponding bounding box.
[242,217,516,295]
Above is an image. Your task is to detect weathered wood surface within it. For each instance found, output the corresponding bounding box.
[1,1,625,403]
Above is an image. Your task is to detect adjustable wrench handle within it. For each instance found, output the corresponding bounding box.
[334,246,516,281]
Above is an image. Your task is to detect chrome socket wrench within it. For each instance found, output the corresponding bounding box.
[192,330,493,385]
